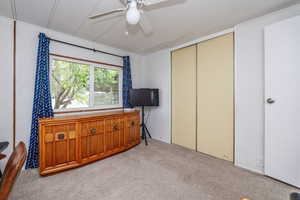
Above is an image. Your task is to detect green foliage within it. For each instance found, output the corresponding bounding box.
[51,59,120,109]
[94,67,120,106]
[94,67,119,92]
[51,60,89,109]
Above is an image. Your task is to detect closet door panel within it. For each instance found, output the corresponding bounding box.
[171,45,197,150]
[197,33,234,161]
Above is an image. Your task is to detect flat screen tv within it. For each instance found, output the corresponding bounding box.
[129,88,159,107]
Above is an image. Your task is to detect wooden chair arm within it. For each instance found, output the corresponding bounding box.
[0,153,6,160]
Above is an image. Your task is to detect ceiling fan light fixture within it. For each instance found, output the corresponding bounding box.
[126,1,140,25]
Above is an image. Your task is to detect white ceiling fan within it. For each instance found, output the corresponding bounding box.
[89,0,171,34]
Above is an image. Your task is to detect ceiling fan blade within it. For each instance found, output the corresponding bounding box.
[139,12,153,35]
[143,0,171,6]
[89,8,126,19]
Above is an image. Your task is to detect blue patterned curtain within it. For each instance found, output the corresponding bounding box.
[26,33,53,169]
[122,56,132,108]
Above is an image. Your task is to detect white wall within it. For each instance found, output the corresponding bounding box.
[143,50,171,143]
[140,4,300,174]
[234,3,300,173]
[0,17,14,171]
[0,16,144,171]
[139,29,234,145]
[1,3,300,174]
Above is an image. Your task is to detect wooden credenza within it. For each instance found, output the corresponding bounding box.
[39,110,140,175]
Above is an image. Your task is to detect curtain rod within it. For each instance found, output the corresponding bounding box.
[47,37,124,58]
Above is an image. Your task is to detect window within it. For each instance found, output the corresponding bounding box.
[50,56,122,111]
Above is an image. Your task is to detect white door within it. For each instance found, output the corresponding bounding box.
[265,15,300,187]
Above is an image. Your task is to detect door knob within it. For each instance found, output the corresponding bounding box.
[266,98,275,104]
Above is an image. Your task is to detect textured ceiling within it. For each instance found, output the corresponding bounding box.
[0,0,298,54]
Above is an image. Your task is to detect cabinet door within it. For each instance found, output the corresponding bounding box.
[81,120,105,161]
[105,117,124,152]
[125,114,140,145]
[131,114,141,143]
[41,123,78,170]
[133,115,140,142]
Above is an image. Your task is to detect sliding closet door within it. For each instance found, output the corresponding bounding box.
[171,45,197,150]
[197,33,234,161]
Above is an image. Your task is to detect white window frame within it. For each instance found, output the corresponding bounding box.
[50,55,123,113]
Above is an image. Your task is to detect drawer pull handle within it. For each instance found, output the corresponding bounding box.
[90,128,97,135]
[131,121,135,126]
[113,125,119,131]
[57,133,65,140]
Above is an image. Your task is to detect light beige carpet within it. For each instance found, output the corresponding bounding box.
[10,140,299,200]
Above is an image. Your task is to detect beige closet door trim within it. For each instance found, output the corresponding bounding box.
[171,45,197,150]
[197,33,234,161]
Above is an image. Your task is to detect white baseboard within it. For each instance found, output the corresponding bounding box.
[235,163,264,175]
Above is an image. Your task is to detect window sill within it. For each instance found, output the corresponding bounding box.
[53,107,123,115]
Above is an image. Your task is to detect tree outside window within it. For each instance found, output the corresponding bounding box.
[51,58,122,110]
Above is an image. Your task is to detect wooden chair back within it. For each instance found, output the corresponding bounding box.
[0,142,27,200]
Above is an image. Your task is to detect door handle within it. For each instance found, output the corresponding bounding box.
[266,98,275,104]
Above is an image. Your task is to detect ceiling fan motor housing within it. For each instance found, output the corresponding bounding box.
[126,0,141,24]
[126,0,144,5]
[126,0,135,4]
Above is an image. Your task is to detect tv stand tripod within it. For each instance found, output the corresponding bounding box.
[141,106,152,145]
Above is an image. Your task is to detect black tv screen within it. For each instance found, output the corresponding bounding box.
[129,88,159,107]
